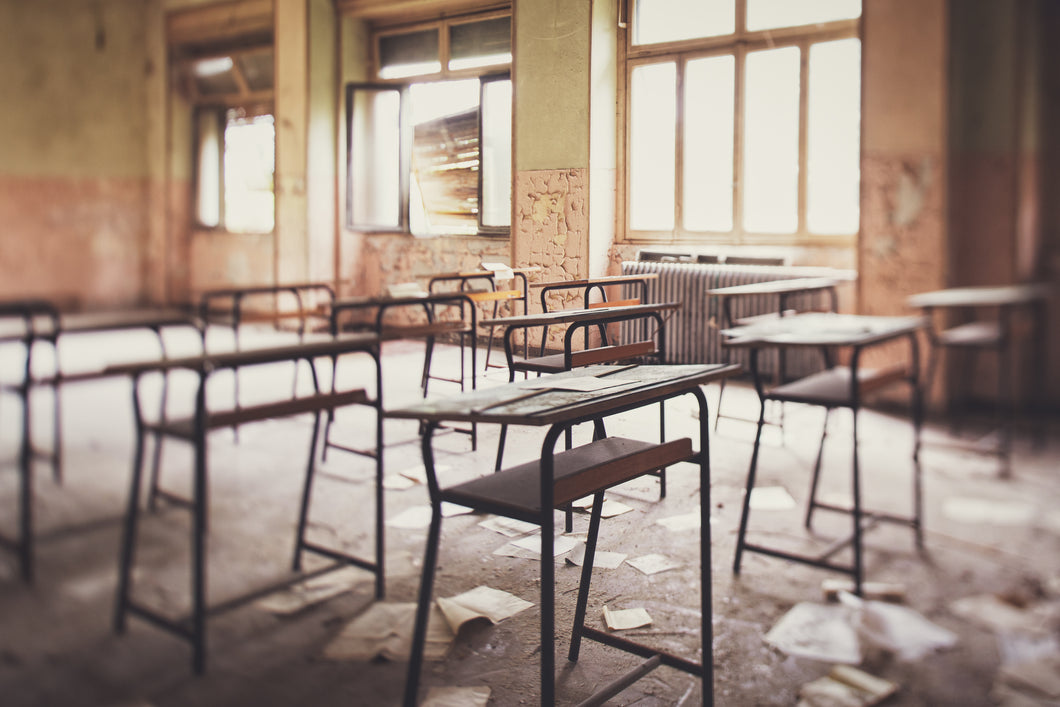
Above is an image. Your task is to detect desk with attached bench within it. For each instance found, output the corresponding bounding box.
[388,362,740,707]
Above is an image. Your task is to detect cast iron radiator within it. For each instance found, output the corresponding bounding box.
[618,260,841,379]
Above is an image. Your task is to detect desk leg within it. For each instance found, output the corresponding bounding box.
[404,423,442,707]
[114,379,147,632]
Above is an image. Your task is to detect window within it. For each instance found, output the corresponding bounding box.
[346,13,512,236]
[625,0,861,243]
[184,46,276,233]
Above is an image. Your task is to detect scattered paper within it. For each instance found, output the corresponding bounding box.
[942,497,1037,526]
[950,594,1054,636]
[571,496,634,517]
[435,586,533,633]
[322,602,453,662]
[255,567,363,615]
[750,486,797,511]
[765,602,862,665]
[511,534,579,557]
[998,631,1060,667]
[843,593,957,660]
[603,605,652,631]
[565,541,626,569]
[627,553,680,576]
[656,511,703,532]
[478,516,539,537]
[822,579,906,603]
[423,686,491,707]
[798,665,897,707]
[481,262,515,283]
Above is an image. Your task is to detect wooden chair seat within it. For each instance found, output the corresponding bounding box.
[444,437,692,524]
[766,365,908,407]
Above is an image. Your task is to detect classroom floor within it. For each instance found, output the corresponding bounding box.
[0,327,1058,707]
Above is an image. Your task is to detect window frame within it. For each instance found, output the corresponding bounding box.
[620,2,861,247]
[345,10,512,237]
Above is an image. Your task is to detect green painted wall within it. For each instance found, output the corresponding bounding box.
[514,0,591,171]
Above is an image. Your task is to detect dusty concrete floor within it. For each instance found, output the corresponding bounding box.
[0,328,1058,706]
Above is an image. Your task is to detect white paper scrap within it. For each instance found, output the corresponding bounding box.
[435,585,533,633]
[603,605,652,631]
[750,486,798,510]
[511,534,578,557]
[765,602,862,664]
[255,567,363,615]
[566,541,626,569]
[478,516,539,537]
[656,511,704,532]
[423,686,491,707]
[322,602,453,662]
[627,553,680,575]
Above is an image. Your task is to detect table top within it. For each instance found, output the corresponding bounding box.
[424,265,541,280]
[386,363,739,426]
[531,273,659,289]
[0,306,200,341]
[197,281,343,299]
[722,312,926,348]
[105,332,379,376]
[479,301,680,328]
[708,276,841,297]
[907,283,1051,309]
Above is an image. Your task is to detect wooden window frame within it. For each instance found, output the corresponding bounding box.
[619,1,861,247]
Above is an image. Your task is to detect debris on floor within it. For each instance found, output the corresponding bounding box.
[941,496,1037,525]
[254,567,365,615]
[322,602,453,662]
[565,541,626,569]
[749,485,797,510]
[797,665,898,707]
[627,553,681,575]
[603,605,653,631]
[435,585,532,633]
[822,579,906,603]
[422,685,491,707]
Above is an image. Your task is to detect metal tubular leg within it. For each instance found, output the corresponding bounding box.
[733,403,768,574]
[114,385,147,632]
[403,428,443,707]
[851,410,863,596]
[494,424,508,471]
[804,408,831,529]
[292,411,323,572]
[19,380,33,581]
[569,491,604,662]
[657,401,667,499]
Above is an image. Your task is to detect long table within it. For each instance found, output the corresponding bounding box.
[107,333,384,673]
[387,362,741,706]
[0,302,202,581]
[723,312,926,595]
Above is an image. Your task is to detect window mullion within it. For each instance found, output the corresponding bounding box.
[797,39,809,238]
[732,44,745,243]
[674,60,685,240]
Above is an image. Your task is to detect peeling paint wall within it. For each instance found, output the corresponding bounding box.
[0,0,151,308]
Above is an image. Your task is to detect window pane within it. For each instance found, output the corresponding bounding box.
[409,80,480,236]
[481,79,512,228]
[747,0,861,31]
[684,55,734,232]
[633,0,734,45]
[223,112,274,233]
[743,46,799,234]
[629,62,676,231]
[349,87,401,229]
[450,16,511,72]
[808,39,861,234]
[196,110,221,228]
[379,29,440,79]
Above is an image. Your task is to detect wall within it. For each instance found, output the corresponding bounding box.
[511,0,592,286]
[0,0,151,308]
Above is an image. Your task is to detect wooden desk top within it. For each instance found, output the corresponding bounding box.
[424,266,542,280]
[907,283,1051,309]
[105,333,379,376]
[722,312,925,348]
[531,273,659,289]
[387,363,738,427]
[198,281,344,299]
[479,301,680,328]
[58,308,200,334]
[708,276,841,297]
[332,290,478,310]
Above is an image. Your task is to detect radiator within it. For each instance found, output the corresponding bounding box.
[619,260,840,379]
